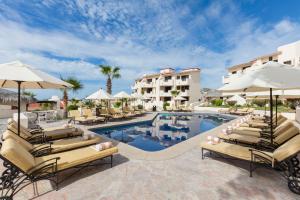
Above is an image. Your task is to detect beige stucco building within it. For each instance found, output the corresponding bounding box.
[132,68,201,110]
[222,40,300,97]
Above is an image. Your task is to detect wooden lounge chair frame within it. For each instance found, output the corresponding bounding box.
[221,123,298,151]
[3,130,102,157]
[0,142,115,199]
[201,144,300,194]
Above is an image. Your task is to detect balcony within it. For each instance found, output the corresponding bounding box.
[175,79,189,85]
[180,90,189,96]
[141,82,155,88]
[160,79,173,86]
[160,91,172,97]
[144,92,155,98]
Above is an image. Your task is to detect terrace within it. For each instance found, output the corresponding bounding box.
[1,112,298,200]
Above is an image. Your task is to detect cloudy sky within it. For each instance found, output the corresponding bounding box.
[0,0,299,99]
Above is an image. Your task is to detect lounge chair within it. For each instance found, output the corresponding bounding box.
[218,122,298,150]
[230,107,251,115]
[218,108,229,114]
[68,110,94,124]
[201,134,300,194]
[108,108,125,119]
[2,130,102,156]
[6,119,83,143]
[232,120,293,137]
[0,138,118,199]
[82,108,107,123]
[239,115,287,129]
[122,107,137,117]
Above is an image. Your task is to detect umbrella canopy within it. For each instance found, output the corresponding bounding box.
[219,61,300,145]
[0,60,72,135]
[114,91,132,99]
[174,96,186,101]
[227,94,246,106]
[218,61,300,92]
[86,88,113,100]
[0,61,72,89]
[246,90,300,99]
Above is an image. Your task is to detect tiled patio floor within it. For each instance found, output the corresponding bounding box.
[1,112,299,200]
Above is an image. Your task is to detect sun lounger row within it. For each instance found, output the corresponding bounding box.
[68,108,146,124]
[6,118,83,143]
[201,113,300,194]
[218,107,255,115]
[0,121,118,199]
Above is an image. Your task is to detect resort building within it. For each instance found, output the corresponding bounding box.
[222,40,300,96]
[132,68,201,109]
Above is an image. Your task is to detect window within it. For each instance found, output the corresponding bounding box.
[164,76,171,81]
[269,56,272,61]
[181,75,189,81]
[284,60,292,65]
[176,76,180,79]
[147,79,152,83]
[231,71,237,74]
[273,59,278,62]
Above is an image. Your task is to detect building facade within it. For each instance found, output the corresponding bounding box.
[222,40,300,96]
[132,68,201,110]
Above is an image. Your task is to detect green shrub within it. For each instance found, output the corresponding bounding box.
[67,104,78,111]
[287,99,300,110]
[227,101,236,106]
[163,102,170,111]
[251,99,266,107]
[211,99,223,107]
[83,100,95,109]
[137,104,143,110]
[114,101,122,108]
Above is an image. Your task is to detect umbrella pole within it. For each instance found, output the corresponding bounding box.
[270,88,273,145]
[275,95,278,127]
[264,99,267,116]
[17,81,22,136]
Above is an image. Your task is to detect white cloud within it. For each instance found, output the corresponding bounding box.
[0,1,300,99]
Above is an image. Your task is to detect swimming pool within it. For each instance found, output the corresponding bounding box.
[92,113,234,152]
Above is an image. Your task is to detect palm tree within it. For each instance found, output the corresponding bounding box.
[61,76,83,118]
[99,65,121,94]
[171,90,180,98]
[22,91,36,99]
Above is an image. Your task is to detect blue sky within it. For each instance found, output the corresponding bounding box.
[0,0,299,99]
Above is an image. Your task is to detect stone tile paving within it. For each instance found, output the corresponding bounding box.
[0,112,299,200]
[10,148,298,200]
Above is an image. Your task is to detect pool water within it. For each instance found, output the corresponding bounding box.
[92,113,234,152]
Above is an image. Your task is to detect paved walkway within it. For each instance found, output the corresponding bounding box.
[1,112,299,200]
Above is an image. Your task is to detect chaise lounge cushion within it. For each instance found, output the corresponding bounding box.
[201,141,273,162]
[273,134,300,162]
[1,139,35,172]
[35,145,118,171]
[3,130,102,154]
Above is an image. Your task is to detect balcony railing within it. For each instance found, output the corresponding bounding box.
[180,90,189,96]
[160,79,173,86]
[160,91,172,96]
[175,79,189,85]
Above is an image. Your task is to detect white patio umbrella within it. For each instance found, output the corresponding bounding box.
[218,61,300,144]
[0,61,72,135]
[114,91,132,99]
[174,96,186,109]
[86,88,114,109]
[114,91,132,110]
[131,93,143,107]
[86,88,113,100]
[227,94,246,106]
